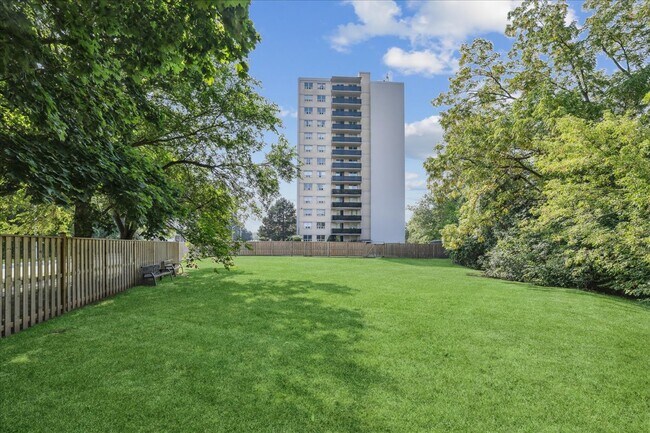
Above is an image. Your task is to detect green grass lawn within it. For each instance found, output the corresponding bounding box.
[1,257,648,433]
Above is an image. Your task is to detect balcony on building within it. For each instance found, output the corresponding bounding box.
[332,97,362,108]
[332,123,362,134]
[332,215,362,221]
[331,84,362,95]
[332,110,362,121]
[332,202,362,208]
[331,228,362,234]
[332,188,362,196]
[331,162,361,170]
[331,175,362,183]
[332,136,362,145]
[332,149,361,158]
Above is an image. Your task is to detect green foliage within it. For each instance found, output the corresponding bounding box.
[426,0,650,296]
[406,193,459,244]
[257,198,297,241]
[0,0,258,205]
[180,185,240,269]
[0,187,72,235]
[0,0,297,265]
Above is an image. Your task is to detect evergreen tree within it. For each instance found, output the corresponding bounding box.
[257,198,296,241]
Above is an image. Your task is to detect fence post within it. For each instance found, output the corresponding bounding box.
[59,233,68,312]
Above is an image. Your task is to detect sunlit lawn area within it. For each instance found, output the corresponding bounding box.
[1,257,648,432]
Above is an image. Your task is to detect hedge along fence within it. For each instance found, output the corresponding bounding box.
[0,235,183,338]
[237,241,447,259]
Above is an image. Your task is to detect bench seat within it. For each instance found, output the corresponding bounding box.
[141,264,173,286]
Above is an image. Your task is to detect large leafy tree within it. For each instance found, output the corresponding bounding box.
[426,0,650,295]
[0,0,297,265]
[1,1,258,228]
[257,198,297,241]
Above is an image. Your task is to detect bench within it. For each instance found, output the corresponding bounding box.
[161,259,183,277]
[141,264,173,286]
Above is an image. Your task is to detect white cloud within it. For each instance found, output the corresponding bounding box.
[404,115,444,159]
[330,1,407,52]
[331,1,520,50]
[330,0,521,76]
[405,171,427,191]
[383,47,457,76]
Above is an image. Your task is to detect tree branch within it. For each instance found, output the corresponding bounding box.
[131,122,226,147]
[600,43,631,77]
[162,159,218,170]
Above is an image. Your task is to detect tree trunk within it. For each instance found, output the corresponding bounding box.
[73,199,94,237]
[112,210,137,239]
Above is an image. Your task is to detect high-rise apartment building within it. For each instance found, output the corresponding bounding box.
[297,72,405,243]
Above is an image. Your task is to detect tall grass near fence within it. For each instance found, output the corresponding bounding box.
[0,235,182,337]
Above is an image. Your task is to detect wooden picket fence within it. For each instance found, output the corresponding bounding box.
[0,235,183,338]
[237,241,447,259]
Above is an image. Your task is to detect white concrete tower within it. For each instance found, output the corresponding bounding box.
[297,72,404,243]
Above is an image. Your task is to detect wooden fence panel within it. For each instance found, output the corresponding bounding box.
[0,237,4,335]
[30,238,37,324]
[0,235,184,338]
[236,241,447,259]
[21,237,28,330]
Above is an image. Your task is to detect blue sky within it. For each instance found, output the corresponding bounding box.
[244,0,582,233]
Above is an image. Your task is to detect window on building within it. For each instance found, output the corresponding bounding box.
[303,183,312,191]
[303,94,313,102]
[317,120,326,127]
[317,158,326,165]
[317,133,325,140]
[304,119,313,127]
[316,235,325,241]
[317,170,326,178]
[317,95,326,102]
[303,222,312,229]
[316,209,326,216]
[304,107,313,115]
[304,132,313,140]
[304,209,312,216]
[317,145,326,153]
[304,196,313,204]
[303,157,312,165]
[304,82,313,90]
[304,170,313,178]
[317,107,326,115]
[317,222,325,229]
[317,82,326,90]
[317,196,326,204]
[303,235,312,242]
[304,145,313,152]
[317,183,325,191]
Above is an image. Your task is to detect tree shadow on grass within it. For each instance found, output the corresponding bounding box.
[137,274,389,431]
[0,268,391,433]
